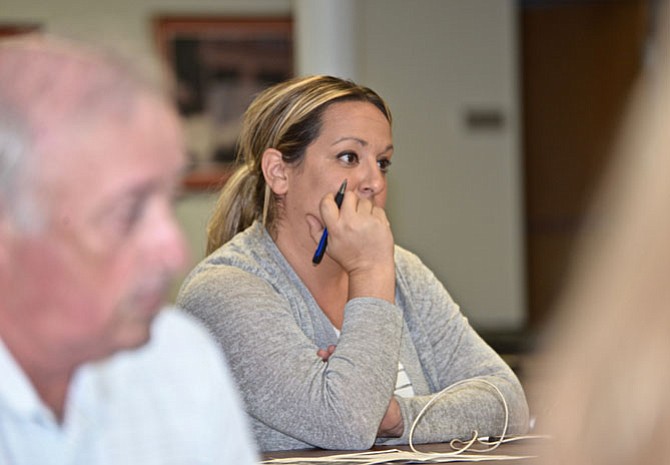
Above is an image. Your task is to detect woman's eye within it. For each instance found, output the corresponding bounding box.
[378,158,392,173]
[337,152,359,165]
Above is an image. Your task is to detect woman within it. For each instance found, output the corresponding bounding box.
[177,75,529,452]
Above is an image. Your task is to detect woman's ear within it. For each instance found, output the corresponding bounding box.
[261,148,289,195]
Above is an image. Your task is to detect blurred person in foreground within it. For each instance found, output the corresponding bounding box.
[177,74,529,451]
[0,34,257,464]
[531,8,670,465]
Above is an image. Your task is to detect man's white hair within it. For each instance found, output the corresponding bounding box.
[0,34,164,231]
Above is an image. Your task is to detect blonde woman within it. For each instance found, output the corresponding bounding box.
[177,75,529,452]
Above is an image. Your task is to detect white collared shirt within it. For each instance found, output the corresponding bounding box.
[0,309,258,465]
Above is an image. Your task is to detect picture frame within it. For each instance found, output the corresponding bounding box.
[0,23,41,38]
[153,15,294,190]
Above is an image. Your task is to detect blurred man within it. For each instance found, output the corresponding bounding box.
[0,35,257,464]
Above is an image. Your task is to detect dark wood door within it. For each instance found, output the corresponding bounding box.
[521,0,650,329]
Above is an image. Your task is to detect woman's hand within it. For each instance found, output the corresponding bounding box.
[308,191,395,302]
[317,344,337,362]
[377,397,404,438]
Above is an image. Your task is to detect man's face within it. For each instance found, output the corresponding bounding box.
[7,95,188,364]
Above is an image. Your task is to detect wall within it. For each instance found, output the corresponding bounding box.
[0,0,525,330]
[358,1,525,330]
[0,0,291,81]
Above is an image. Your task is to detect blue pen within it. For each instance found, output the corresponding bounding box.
[312,179,347,265]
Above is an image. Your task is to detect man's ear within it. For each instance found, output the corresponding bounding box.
[0,208,13,271]
[261,148,289,195]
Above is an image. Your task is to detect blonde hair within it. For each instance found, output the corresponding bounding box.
[206,75,392,254]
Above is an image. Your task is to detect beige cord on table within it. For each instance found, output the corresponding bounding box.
[408,377,509,455]
[262,377,543,464]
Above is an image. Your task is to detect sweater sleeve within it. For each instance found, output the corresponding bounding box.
[385,250,530,445]
[177,265,404,451]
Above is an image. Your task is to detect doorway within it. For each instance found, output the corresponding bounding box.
[521,0,651,329]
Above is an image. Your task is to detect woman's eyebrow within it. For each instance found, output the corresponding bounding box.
[331,136,367,146]
[379,144,394,155]
[331,137,394,157]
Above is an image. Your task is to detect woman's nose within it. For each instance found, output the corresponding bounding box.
[357,159,385,198]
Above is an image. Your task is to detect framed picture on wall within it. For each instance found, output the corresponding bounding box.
[153,16,293,190]
[0,23,41,38]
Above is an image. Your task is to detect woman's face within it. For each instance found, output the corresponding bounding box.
[280,100,393,243]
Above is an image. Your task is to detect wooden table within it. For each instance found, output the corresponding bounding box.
[262,437,548,464]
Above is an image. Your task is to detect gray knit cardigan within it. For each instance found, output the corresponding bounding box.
[177,221,529,452]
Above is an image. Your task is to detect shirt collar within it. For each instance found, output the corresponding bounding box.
[0,335,55,422]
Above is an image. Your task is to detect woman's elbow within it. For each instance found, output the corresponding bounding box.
[312,415,380,450]
[505,383,531,434]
